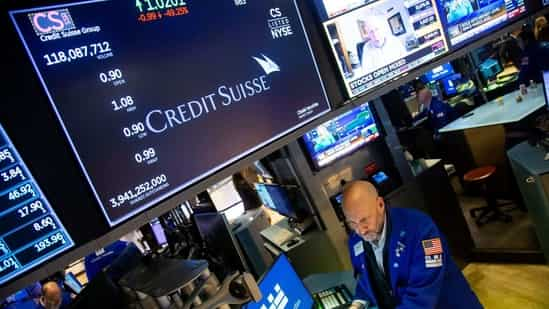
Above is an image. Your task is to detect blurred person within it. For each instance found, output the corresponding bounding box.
[534,16,548,40]
[357,16,406,73]
[517,26,549,87]
[412,81,457,136]
[37,282,64,309]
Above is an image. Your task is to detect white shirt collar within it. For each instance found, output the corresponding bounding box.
[369,213,387,250]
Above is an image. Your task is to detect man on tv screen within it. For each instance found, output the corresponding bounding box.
[342,181,482,309]
[358,16,406,73]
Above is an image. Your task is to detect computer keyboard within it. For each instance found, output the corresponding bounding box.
[260,224,297,247]
[313,285,352,309]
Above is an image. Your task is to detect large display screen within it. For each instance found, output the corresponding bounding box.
[314,0,450,98]
[10,0,330,226]
[301,102,380,169]
[244,254,313,309]
[436,0,527,48]
[0,123,74,286]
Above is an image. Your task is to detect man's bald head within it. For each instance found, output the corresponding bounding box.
[342,181,386,242]
[41,281,62,309]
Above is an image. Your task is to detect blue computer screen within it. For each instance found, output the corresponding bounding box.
[442,73,463,96]
[301,102,380,169]
[254,184,297,220]
[423,63,455,83]
[436,0,527,49]
[245,254,313,309]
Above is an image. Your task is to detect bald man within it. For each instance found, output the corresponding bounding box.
[342,181,481,309]
[38,282,63,309]
[357,16,406,73]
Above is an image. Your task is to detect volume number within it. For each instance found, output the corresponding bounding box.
[18,200,46,219]
[99,69,123,83]
[134,147,157,164]
[8,184,36,201]
[33,216,56,232]
[122,122,146,138]
[112,96,135,112]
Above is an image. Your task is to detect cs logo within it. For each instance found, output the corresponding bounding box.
[28,9,75,36]
[269,8,282,18]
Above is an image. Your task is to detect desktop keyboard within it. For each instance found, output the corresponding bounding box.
[313,285,352,309]
[260,224,296,247]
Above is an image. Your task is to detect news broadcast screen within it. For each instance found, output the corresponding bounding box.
[436,0,527,48]
[301,102,380,169]
[314,0,450,98]
[10,0,330,226]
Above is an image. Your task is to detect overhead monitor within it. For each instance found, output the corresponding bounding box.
[435,0,528,49]
[254,183,299,220]
[0,123,74,286]
[313,0,450,98]
[244,254,313,309]
[301,102,380,170]
[9,0,330,226]
[149,218,167,248]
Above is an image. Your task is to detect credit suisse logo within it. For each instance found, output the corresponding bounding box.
[28,9,76,36]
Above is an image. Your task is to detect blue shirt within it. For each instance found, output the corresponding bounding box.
[415,98,457,132]
[348,207,482,309]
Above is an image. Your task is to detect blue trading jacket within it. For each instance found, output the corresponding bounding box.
[348,207,483,309]
[415,98,457,132]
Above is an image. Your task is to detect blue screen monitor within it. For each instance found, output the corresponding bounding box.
[245,254,313,309]
[436,0,528,49]
[64,272,84,294]
[442,73,463,96]
[254,184,298,220]
[479,58,503,81]
[423,63,455,83]
[301,102,380,170]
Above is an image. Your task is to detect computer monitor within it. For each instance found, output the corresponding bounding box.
[423,63,455,83]
[150,219,168,248]
[441,73,463,96]
[192,212,248,276]
[479,58,503,81]
[64,272,83,295]
[254,183,298,220]
[542,70,549,109]
[244,254,313,309]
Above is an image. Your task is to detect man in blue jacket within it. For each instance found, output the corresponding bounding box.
[342,181,482,309]
[413,82,457,135]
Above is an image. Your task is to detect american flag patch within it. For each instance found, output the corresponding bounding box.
[422,238,443,255]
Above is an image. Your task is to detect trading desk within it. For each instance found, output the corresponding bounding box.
[440,87,546,133]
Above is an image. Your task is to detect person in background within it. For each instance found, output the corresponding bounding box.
[357,16,406,73]
[537,23,549,43]
[343,181,482,309]
[233,166,262,211]
[534,16,548,41]
[37,282,70,309]
[517,26,549,87]
[412,80,457,136]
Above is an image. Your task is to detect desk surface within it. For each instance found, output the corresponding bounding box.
[440,87,546,133]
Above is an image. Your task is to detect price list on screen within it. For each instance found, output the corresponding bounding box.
[0,124,73,286]
[10,0,330,226]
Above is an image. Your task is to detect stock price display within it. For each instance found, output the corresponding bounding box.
[10,0,330,226]
[0,124,73,286]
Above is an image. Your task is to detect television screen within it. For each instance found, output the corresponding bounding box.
[244,254,313,309]
[436,0,528,48]
[314,0,450,97]
[0,123,74,286]
[10,0,330,226]
[423,63,455,82]
[301,102,380,169]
